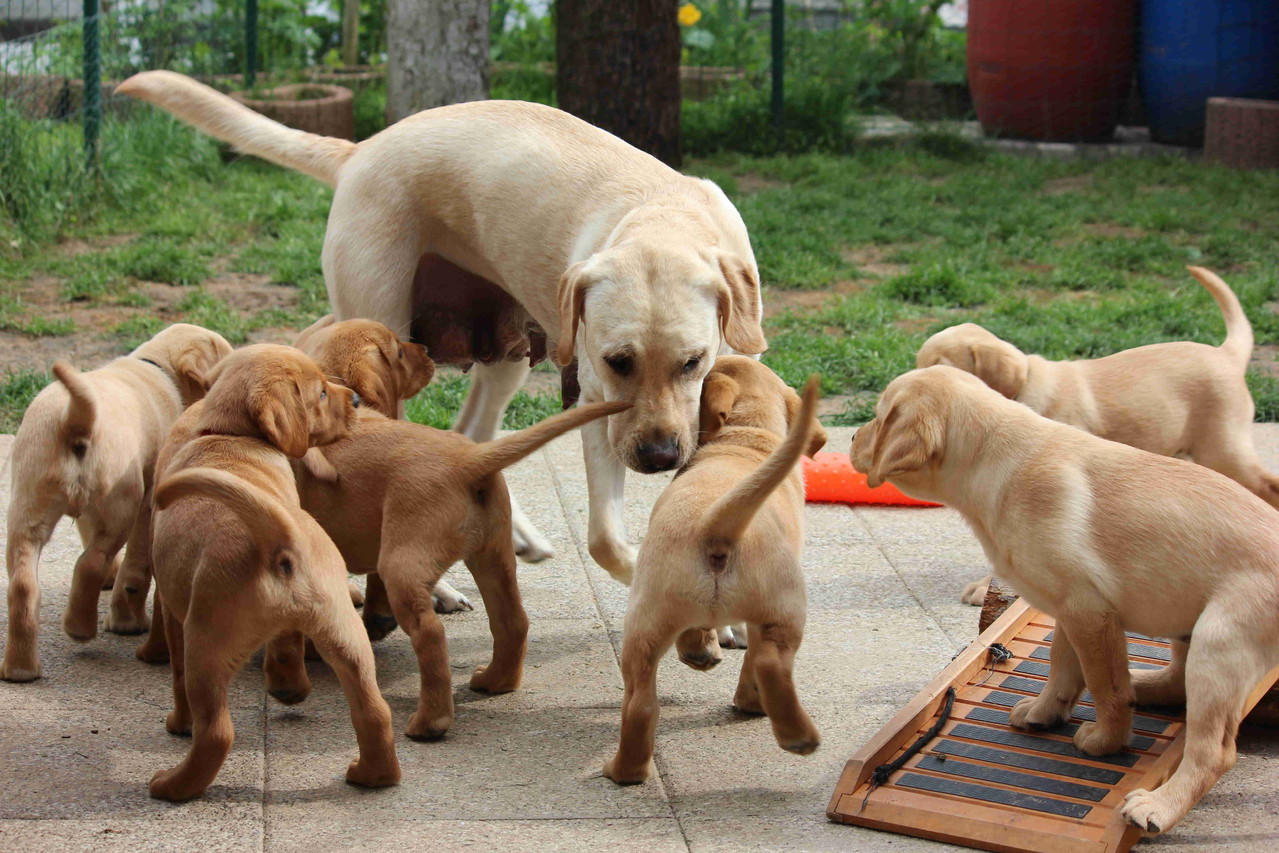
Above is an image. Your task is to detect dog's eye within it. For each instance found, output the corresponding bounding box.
[604,354,632,377]
[682,355,702,374]
[320,389,327,400]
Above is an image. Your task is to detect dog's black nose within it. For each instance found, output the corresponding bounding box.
[636,438,680,473]
[350,391,361,408]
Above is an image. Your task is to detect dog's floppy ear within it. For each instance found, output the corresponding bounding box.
[784,385,828,458]
[970,342,1028,399]
[395,341,434,400]
[293,314,335,351]
[699,370,740,443]
[173,338,232,405]
[256,380,311,459]
[556,261,594,367]
[864,397,941,489]
[715,253,767,356]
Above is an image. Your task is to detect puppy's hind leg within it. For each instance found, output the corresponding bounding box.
[136,589,170,664]
[308,582,400,788]
[604,611,681,785]
[64,513,131,642]
[264,631,312,706]
[1132,637,1188,706]
[362,572,399,641]
[107,501,154,635]
[1122,608,1276,835]
[745,623,820,755]
[2,500,62,681]
[464,528,529,694]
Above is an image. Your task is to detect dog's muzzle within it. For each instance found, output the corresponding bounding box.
[635,437,681,473]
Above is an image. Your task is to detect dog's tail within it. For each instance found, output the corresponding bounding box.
[1189,266,1253,369]
[156,468,303,576]
[463,401,631,480]
[115,71,355,187]
[698,376,820,553]
[51,361,96,449]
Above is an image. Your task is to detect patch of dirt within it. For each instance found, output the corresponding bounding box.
[0,268,304,375]
[1041,175,1093,196]
[1252,345,1279,379]
[763,281,864,319]
[1081,223,1147,240]
[736,172,786,193]
[840,244,910,280]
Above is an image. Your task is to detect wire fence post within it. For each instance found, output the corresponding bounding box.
[770,0,784,138]
[82,0,101,168]
[246,0,259,88]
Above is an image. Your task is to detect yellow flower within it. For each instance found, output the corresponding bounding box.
[678,3,702,27]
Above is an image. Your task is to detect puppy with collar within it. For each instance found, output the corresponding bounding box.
[851,365,1279,836]
[149,344,399,801]
[604,357,825,785]
[917,267,1279,604]
[2,323,231,682]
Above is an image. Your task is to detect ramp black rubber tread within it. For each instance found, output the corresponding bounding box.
[930,740,1125,785]
[894,771,1094,819]
[915,754,1109,801]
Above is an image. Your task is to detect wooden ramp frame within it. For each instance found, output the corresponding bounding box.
[827,600,1279,853]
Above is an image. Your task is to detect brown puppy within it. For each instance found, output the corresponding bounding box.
[293,315,460,623]
[917,267,1279,604]
[2,323,232,682]
[149,344,399,801]
[294,397,629,741]
[604,357,825,785]
[851,365,1279,836]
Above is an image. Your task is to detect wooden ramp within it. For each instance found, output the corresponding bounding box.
[827,600,1279,853]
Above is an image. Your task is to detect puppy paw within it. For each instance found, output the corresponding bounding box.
[1073,721,1126,757]
[105,608,148,636]
[778,733,821,755]
[1009,695,1071,731]
[602,756,651,785]
[347,582,365,609]
[62,611,97,643]
[514,529,555,563]
[363,613,399,642]
[268,686,312,706]
[718,625,748,650]
[405,711,452,741]
[0,652,41,683]
[1121,788,1180,835]
[733,686,765,716]
[346,756,401,788]
[432,585,473,614]
[960,576,991,606]
[136,638,170,665]
[148,768,203,802]
[165,711,192,737]
[470,664,521,694]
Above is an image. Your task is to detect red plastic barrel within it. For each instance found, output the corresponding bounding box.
[968,0,1137,141]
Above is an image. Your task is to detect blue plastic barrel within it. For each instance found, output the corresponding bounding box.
[1141,0,1279,146]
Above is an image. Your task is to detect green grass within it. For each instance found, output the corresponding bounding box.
[403,372,563,430]
[5,113,1279,430]
[0,370,48,432]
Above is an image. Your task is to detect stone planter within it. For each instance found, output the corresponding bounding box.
[308,65,385,93]
[680,66,747,101]
[231,83,355,140]
[885,79,973,121]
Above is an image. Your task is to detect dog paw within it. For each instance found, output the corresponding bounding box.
[136,638,170,665]
[1121,788,1177,835]
[105,609,148,636]
[405,711,452,741]
[148,768,203,802]
[0,659,41,682]
[364,613,399,641]
[778,733,820,755]
[602,756,650,785]
[718,625,748,649]
[1009,695,1070,731]
[470,664,521,694]
[268,686,312,706]
[514,530,555,563]
[1073,721,1126,757]
[960,576,991,606]
[432,584,473,614]
[62,612,97,643]
[346,757,401,788]
[347,582,365,609]
[165,711,192,737]
[733,689,765,716]
[678,649,722,672]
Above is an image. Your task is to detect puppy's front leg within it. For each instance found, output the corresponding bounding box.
[1009,627,1083,731]
[583,418,635,584]
[1060,613,1134,756]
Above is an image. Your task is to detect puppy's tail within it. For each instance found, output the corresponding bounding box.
[1189,266,1253,369]
[698,376,820,552]
[156,468,303,576]
[463,401,631,480]
[51,361,96,449]
[115,71,355,187]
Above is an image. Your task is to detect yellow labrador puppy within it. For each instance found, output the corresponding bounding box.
[604,358,825,785]
[116,71,767,597]
[851,365,1279,837]
[2,324,232,682]
[918,267,1279,604]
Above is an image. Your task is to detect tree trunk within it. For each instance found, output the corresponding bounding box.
[556,0,682,168]
[386,0,490,123]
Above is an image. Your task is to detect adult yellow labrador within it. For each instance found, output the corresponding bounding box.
[117,71,766,603]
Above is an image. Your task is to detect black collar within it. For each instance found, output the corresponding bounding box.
[137,357,165,371]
